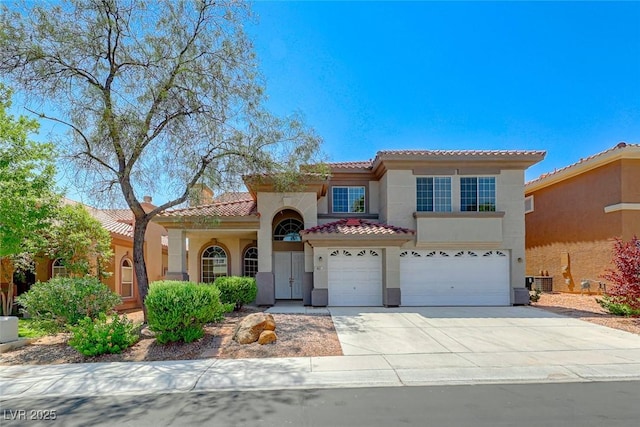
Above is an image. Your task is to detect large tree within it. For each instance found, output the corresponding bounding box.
[0,84,60,315]
[0,0,324,316]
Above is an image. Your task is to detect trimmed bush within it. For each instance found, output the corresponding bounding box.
[145,280,233,344]
[214,276,258,311]
[69,313,139,356]
[15,276,121,333]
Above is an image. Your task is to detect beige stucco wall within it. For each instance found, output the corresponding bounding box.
[317,194,328,215]
[416,214,504,245]
[382,170,415,230]
[145,221,167,283]
[497,169,527,292]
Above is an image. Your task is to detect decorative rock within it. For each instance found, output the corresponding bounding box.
[233,312,276,344]
[258,330,277,345]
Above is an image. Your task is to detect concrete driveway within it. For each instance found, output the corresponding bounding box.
[328,306,640,380]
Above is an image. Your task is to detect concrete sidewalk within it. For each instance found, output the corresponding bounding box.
[3,306,640,399]
[3,350,640,399]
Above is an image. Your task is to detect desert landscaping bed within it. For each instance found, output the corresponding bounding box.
[532,292,640,335]
[4,293,640,366]
[0,307,343,365]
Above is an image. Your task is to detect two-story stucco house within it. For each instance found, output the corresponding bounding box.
[153,149,545,307]
[525,142,640,293]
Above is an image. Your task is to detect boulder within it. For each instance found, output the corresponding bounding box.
[258,330,277,345]
[233,312,276,344]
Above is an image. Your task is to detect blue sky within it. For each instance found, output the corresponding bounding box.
[7,1,640,203]
[249,1,640,181]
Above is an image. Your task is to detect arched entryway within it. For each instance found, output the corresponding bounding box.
[272,210,304,300]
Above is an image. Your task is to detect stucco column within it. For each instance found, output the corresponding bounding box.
[383,247,401,306]
[166,229,188,281]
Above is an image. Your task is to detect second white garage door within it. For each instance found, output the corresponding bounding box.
[400,250,510,306]
[328,249,383,306]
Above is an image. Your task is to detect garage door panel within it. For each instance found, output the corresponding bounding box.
[401,250,509,306]
[328,249,382,306]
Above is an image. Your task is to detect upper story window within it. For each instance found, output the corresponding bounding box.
[274,218,304,241]
[525,195,534,214]
[332,186,365,213]
[416,177,452,212]
[461,177,496,212]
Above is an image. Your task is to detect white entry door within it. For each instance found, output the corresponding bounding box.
[328,249,383,306]
[400,250,510,306]
[274,251,304,299]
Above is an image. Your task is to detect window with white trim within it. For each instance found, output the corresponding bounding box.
[243,247,258,277]
[201,245,228,283]
[460,177,496,212]
[416,177,452,212]
[332,186,365,213]
[525,195,534,214]
[120,259,133,298]
[52,259,68,278]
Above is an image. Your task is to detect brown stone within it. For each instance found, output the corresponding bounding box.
[232,312,276,344]
[258,330,277,345]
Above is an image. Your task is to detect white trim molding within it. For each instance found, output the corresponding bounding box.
[604,203,640,213]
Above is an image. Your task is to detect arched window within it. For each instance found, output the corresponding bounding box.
[273,218,304,241]
[201,245,228,283]
[243,247,258,277]
[121,259,133,298]
[52,259,68,278]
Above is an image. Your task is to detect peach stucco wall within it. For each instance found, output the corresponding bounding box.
[525,159,640,292]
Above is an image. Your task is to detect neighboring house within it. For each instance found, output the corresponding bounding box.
[34,197,168,311]
[154,149,544,307]
[525,142,640,293]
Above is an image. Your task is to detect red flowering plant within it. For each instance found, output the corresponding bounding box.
[600,236,640,314]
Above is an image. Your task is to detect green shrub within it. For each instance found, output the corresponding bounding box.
[15,276,121,333]
[597,295,640,317]
[213,276,258,311]
[145,280,233,344]
[18,318,49,339]
[68,313,139,356]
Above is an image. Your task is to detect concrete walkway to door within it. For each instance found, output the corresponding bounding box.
[327,306,640,385]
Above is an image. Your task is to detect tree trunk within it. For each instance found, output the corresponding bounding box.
[133,216,151,322]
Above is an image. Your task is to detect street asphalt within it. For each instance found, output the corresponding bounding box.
[2,306,640,399]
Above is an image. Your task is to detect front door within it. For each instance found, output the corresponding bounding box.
[274,251,304,299]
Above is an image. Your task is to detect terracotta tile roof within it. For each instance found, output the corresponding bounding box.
[301,219,414,236]
[159,198,258,217]
[88,208,134,239]
[375,149,546,159]
[328,160,373,169]
[101,209,134,222]
[526,142,640,186]
[327,150,545,172]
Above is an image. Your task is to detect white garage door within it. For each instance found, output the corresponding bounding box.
[328,249,383,306]
[400,250,510,306]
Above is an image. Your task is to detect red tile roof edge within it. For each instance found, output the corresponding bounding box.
[526,142,640,186]
[301,218,415,235]
[159,198,258,217]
